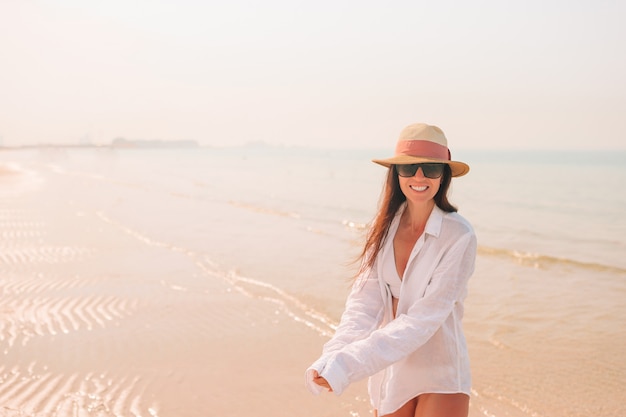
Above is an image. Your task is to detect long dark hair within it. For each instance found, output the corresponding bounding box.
[355,164,457,276]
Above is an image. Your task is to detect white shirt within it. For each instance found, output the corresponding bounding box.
[306,204,477,416]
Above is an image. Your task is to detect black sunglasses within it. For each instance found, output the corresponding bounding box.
[395,163,445,179]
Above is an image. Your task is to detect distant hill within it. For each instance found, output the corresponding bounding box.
[111,138,199,148]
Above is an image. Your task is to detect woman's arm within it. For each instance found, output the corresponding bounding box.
[322,262,386,354]
[305,259,386,393]
[319,232,476,395]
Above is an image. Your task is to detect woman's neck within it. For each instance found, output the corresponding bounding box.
[401,200,435,233]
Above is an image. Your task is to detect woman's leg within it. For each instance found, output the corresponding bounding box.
[374,397,418,417]
[414,393,469,417]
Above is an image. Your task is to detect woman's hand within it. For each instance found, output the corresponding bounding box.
[312,370,333,392]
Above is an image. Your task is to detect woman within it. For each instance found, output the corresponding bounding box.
[305,123,476,417]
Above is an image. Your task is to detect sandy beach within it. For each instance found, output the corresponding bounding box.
[1,149,625,417]
[0,157,372,416]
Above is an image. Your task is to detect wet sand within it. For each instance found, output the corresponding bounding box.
[0,163,372,416]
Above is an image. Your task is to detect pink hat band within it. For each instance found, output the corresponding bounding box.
[372,123,470,177]
[395,140,451,161]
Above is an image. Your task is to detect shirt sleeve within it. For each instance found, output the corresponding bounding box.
[305,258,386,393]
[319,232,477,395]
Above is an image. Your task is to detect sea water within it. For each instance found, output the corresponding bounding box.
[2,146,625,416]
[455,149,626,270]
[21,146,625,269]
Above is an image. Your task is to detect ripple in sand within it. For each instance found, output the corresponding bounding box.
[0,210,94,266]
[0,211,46,245]
[0,283,140,350]
[0,366,158,417]
[0,246,95,267]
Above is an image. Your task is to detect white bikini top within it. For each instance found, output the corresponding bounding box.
[383,244,403,298]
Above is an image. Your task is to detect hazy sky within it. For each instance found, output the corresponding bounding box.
[1,0,624,150]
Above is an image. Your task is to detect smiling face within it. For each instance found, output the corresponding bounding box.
[396,165,442,206]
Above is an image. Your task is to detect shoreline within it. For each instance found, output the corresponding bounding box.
[0,167,372,416]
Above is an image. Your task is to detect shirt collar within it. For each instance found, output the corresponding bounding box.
[395,203,445,238]
[424,205,444,238]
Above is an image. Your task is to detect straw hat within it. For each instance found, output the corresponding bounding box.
[372,123,470,177]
